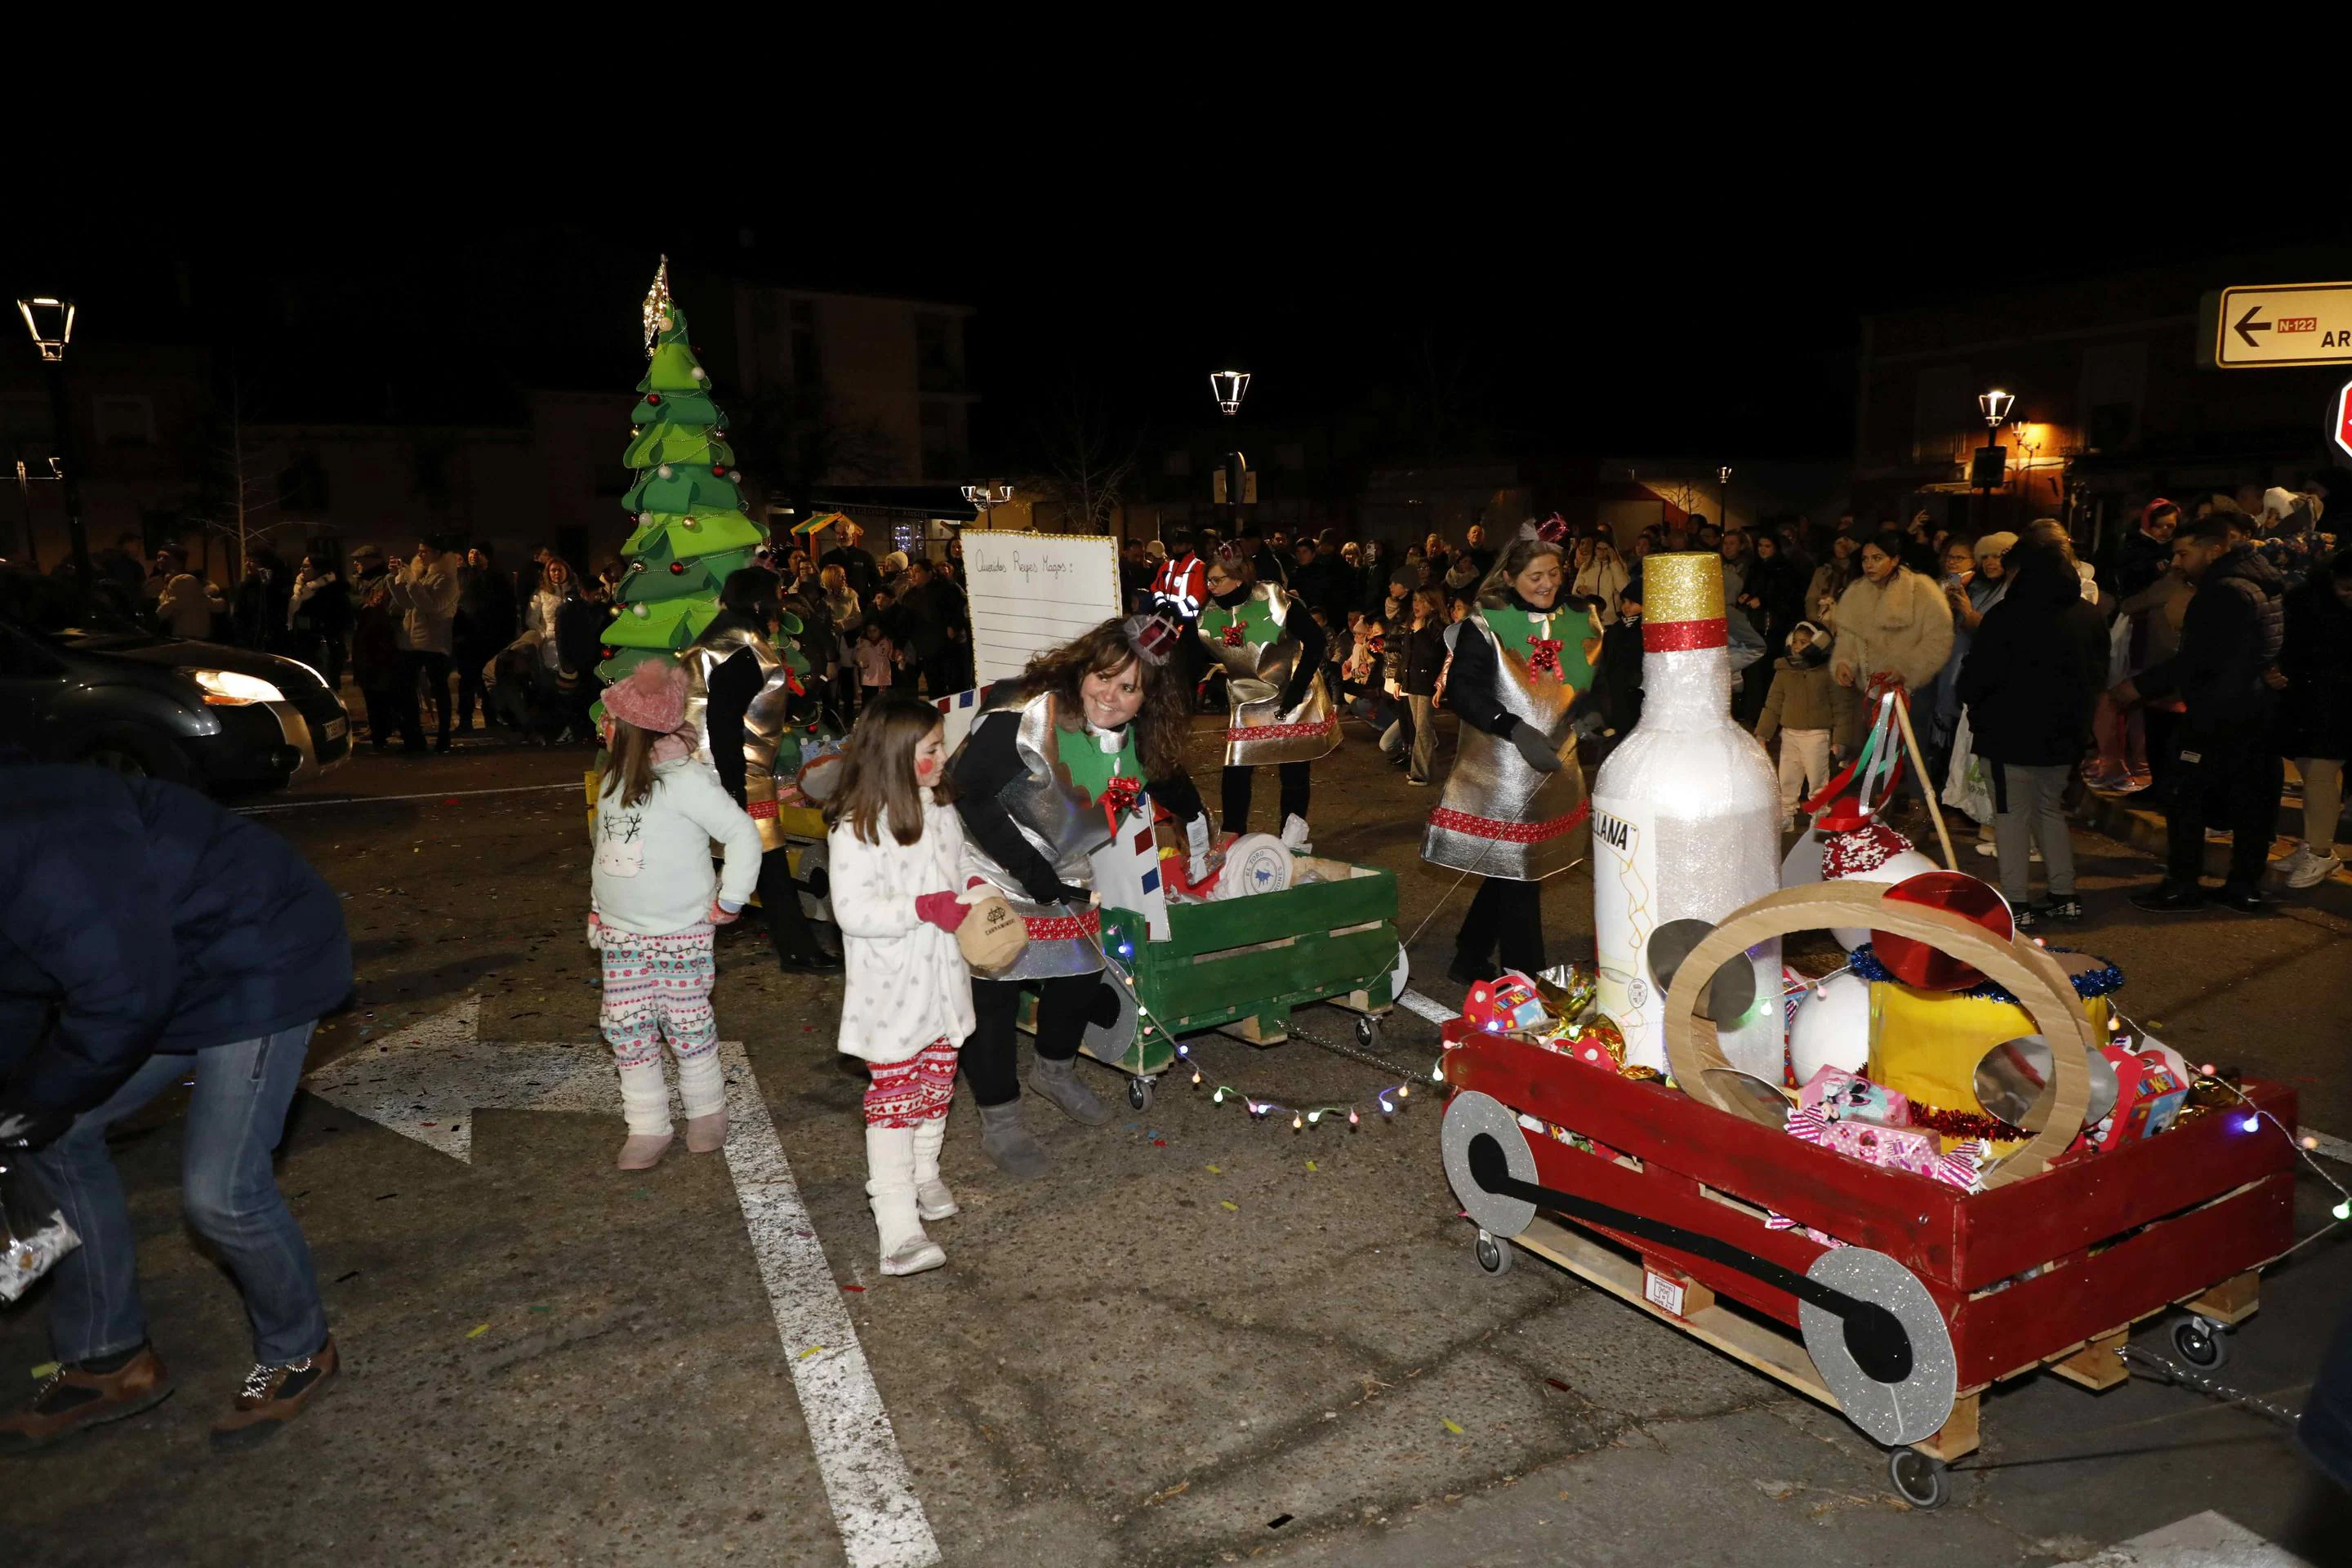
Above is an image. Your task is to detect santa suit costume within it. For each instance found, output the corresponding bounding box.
[683,611,832,969]
[1422,587,1601,981]
[1196,577,1335,844]
[951,663,1209,1167]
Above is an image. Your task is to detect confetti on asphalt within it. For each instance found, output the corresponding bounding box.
[1267,1514,1294,1530]
[529,1305,554,1313]
[1220,1200,1239,1212]
[1153,1139,1165,1147]
[1305,1160,1318,1172]
[1206,1164,1223,1174]
[467,1324,491,1339]
[1441,1418,1464,1435]
[842,1284,866,1293]
[30,1362,59,1380]
[1544,1378,1571,1393]
[798,1346,824,1360]
[333,1270,361,1284]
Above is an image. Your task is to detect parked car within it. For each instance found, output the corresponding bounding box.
[0,567,349,791]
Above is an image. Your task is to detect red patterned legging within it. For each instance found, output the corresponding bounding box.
[863,1037,960,1128]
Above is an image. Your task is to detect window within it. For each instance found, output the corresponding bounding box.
[750,292,781,387]
[94,394,154,447]
[2078,342,2146,452]
[279,452,331,516]
[915,313,960,393]
[790,300,822,391]
[919,400,965,481]
[1276,443,1306,474]
[1163,448,1192,477]
[1910,365,1976,466]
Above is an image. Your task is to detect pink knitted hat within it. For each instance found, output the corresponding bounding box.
[603,658,688,734]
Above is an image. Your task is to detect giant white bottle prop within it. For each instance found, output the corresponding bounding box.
[1591,553,1784,1078]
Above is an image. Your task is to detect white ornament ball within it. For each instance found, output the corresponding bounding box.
[656,314,673,332]
[657,465,674,479]
[690,367,708,381]
[1828,848,1943,950]
[1788,971,1873,1084]
[632,603,649,618]
[1780,826,1823,890]
[636,511,651,527]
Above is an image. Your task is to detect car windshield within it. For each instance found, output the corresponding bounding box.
[0,566,154,645]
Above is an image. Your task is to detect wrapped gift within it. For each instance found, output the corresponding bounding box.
[1788,1106,1941,1178]
[1798,1066,1911,1126]
[2096,1051,2189,1152]
[1463,971,1550,1036]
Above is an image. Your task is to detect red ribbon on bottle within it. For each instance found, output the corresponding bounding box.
[1640,617,1728,653]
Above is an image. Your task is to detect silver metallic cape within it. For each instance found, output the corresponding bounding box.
[682,622,796,853]
[959,686,1114,981]
[1200,584,1340,768]
[1419,608,1588,881]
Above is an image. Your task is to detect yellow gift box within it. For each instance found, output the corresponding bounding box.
[1866,974,2112,1154]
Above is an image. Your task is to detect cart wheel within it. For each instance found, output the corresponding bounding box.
[1472,1230,1513,1277]
[1355,1015,1379,1049]
[1126,1077,1153,1111]
[2172,1316,2230,1370]
[1887,1449,1948,1510]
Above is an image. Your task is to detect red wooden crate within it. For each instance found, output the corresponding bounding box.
[1441,1022,2298,1391]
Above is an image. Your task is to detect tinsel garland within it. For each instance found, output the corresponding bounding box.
[1846,942,2124,1004]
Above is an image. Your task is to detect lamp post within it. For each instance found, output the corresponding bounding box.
[1975,389,2014,533]
[960,481,1013,531]
[16,296,91,591]
[1209,369,1251,528]
[1717,464,1733,533]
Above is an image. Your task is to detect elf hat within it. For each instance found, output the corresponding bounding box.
[603,657,688,734]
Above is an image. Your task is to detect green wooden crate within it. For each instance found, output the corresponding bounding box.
[1077,857,1400,1083]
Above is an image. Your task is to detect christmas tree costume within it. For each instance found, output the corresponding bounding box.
[1197,581,1334,841]
[1423,593,1601,980]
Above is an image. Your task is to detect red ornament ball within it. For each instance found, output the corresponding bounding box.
[645,393,662,405]
[710,466,724,477]
[600,645,617,659]
[669,562,686,574]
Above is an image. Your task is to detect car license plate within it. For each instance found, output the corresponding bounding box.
[323,717,348,741]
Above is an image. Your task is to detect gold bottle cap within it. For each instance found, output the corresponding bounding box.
[1643,552,1726,625]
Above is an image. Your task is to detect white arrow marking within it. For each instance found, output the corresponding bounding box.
[308,997,941,1568]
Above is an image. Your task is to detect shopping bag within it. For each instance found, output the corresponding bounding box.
[1940,710,1995,826]
[2107,616,2133,687]
[0,1149,79,1303]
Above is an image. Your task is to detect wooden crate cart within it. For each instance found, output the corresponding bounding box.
[1439,881,2300,1509]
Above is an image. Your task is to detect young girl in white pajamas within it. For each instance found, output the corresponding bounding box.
[589,657,764,1171]
[823,690,977,1277]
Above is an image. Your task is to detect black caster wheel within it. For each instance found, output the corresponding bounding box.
[1472,1230,1513,1276]
[1127,1077,1153,1111]
[1887,1448,1948,1509]
[1355,1015,1379,1049]
[2172,1316,2229,1369]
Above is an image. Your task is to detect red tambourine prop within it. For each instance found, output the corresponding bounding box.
[1869,871,2013,991]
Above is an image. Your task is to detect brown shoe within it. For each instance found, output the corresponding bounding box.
[209,1337,338,1451]
[0,1345,174,1454]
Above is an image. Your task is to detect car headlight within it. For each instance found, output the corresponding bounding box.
[190,668,287,706]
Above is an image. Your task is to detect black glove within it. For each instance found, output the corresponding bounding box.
[0,1104,74,1153]
[1508,719,1566,774]
[1020,872,1093,909]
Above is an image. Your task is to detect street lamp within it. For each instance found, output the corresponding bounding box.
[1977,389,2014,427]
[1717,465,1733,532]
[960,482,1013,531]
[15,296,91,590]
[1209,370,1250,416]
[1209,370,1252,523]
[1972,389,2015,534]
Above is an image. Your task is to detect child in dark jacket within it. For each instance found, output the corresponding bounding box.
[1756,621,1837,828]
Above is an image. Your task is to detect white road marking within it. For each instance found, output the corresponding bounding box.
[236,781,581,813]
[307,998,941,1567]
[1396,987,1462,1026]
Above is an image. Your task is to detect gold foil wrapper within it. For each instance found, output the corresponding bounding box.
[1642,551,1725,626]
[1620,1065,1666,1085]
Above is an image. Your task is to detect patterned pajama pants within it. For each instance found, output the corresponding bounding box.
[864,1037,960,1129]
[600,927,721,1134]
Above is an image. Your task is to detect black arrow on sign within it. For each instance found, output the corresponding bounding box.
[2234,304,2272,350]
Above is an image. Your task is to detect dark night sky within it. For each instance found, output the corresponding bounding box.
[16,203,2352,472]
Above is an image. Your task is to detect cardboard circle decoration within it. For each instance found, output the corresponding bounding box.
[1659,881,2093,1187]
[1799,1247,1958,1446]
[1870,871,2014,991]
[1441,1090,1538,1240]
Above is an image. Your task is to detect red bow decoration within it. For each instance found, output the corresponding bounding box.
[1526,635,1563,678]
[785,671,805,697]
[1221,622,1246,647]
[1098,773,1142,826]
[1538,514,1570,545]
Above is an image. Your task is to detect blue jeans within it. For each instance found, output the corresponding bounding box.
[32,1023,327,1366]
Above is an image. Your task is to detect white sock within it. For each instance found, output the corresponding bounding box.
[864,1125,922,1254]
[616,1059,672,1136]
[911,1116,947,1187]
[675,1048,724,1120]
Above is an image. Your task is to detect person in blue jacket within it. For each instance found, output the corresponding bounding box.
[0,762,352,1453]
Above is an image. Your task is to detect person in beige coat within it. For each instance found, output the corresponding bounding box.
[1831,530,1954,753]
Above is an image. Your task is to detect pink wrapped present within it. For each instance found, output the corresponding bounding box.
[1799,1065,1912,1127]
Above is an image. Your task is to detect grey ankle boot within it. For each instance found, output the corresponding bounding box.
[977,1101,1051,1180]
[1028,1054,1114,1126]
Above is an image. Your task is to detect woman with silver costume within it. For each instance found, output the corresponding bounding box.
[1196,548,1337,849]
[681,566,842,973]
[1422,532,1602,984]
[951,613,1212,1178]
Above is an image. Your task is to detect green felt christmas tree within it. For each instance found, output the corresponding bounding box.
[595,259,808,686]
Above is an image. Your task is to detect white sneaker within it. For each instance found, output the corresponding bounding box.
[1973,840,2041,862]
[1280,814,1313,853]
[880,1234,947,1276]
[2285,846,2343,890]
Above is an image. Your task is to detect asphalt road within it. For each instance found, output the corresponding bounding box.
[6,713,2349,1566]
